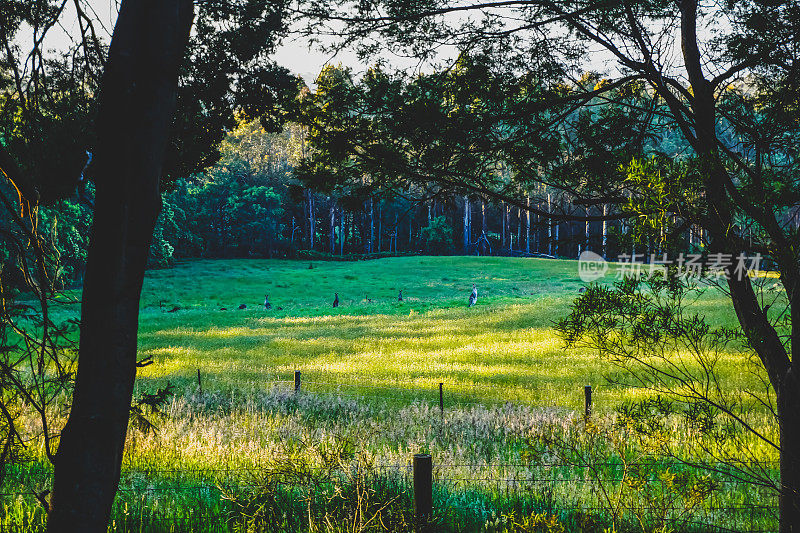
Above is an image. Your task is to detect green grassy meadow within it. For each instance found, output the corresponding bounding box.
[130,256,747,409]
[3,256,781,532]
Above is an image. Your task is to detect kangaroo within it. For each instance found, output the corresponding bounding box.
[264,294,272,310]
[468,284,478,307]
[333,293,339,308]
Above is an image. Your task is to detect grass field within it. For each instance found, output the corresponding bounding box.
[3,256,780,532]
[130,256,747,409]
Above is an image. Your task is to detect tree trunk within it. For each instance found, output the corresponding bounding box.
[778,373,800,532]
[481,198,486,236]
[602,204,608,258]
[308,193,315,250]
[47,1,193,531]
[525,195,530,254]
[584,211,590,256]
[393,213,398,253]
[329,205,335,253]
[501,202,507,251]
[339,209,345,255]
[369,197,374,253]
[546,193,552,255]
[553,202,560,256]
[377,203,382,252]
[408,212,413,248]
[463,196,470,254]
[303,191,310,249]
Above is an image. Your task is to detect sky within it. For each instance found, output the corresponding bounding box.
[29,1,722,89]
[33,1,406,88]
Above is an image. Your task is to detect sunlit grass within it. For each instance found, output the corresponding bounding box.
[4,256,780,532]
[126,257,755,413]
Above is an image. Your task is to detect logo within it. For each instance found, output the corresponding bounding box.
[578,251,608,282]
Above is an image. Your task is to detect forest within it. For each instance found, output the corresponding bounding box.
[9,61,719,288]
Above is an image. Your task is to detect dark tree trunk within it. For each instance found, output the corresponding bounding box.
[303,190,310,249]
[501,202,507,251]
[369,197,374,253]
[308,193,316,250]
[779,374,800,532]
[46,1,193,531]
[339,209,345,255]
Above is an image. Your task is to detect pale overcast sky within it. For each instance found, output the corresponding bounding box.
[32,1,412,87]
[29,1,716,88]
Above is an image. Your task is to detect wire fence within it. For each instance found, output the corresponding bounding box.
[3,459,780,532]
[236,373,577,410]
[1,374,782,532]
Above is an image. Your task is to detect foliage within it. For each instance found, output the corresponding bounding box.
[555,272,779,502]
[0,184,78,486]
[420,215,453,254]
[163,0,299,188]
[129,382,177,435]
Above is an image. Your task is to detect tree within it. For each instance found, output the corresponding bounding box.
[0,0,299,524]
[297,1,800,528]
[44,1,193,530]
[421,215,453,254]
[227,185,284,256]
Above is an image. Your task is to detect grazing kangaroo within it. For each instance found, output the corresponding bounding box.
[398,290,403,302]
[238,303,247,310]
[264,294,272,310]
[468,284,478,307]
[333,293,339,308]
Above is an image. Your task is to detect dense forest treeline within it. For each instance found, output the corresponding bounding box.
[8,115,681,289]
[2,55,786,290]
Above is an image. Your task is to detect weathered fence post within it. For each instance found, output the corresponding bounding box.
[584,385,592,418]
[197,368,202,395]
[413,453,433,532]
[295,370,301,393]
[439,383,444,416]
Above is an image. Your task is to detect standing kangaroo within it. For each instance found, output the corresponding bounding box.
[468,284,478,307]
[333,293,339,308]
[264,294,271,310]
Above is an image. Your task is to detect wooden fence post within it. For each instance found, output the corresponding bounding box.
[197,368,202,395]
[295,370,301,393]
[413,453,433,532]
[439,383,444,416]
[584,385,592,418]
